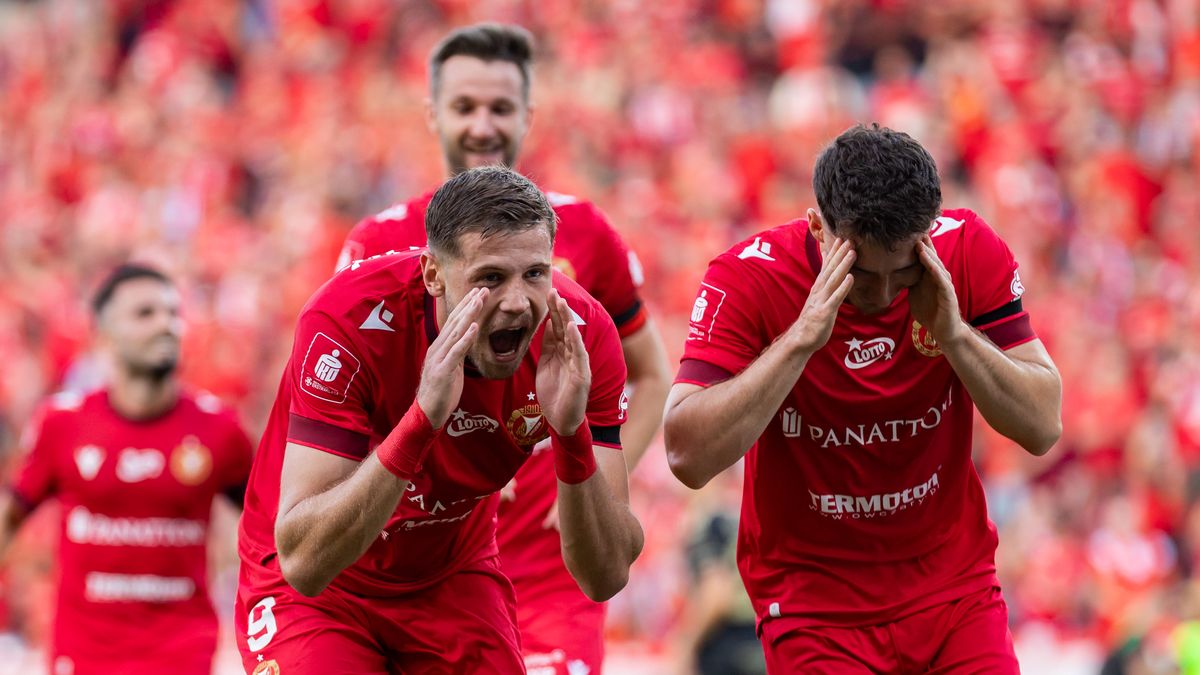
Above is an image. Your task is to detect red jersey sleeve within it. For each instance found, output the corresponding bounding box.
[577,203,648,338]
[957,211,1036,350]
[676,253,768,387]
[9,402,59,510]
[284,308,377,461]
[336,203,426,272]
[576,295,628,449]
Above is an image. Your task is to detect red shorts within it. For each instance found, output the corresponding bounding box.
[762,586,1019,674]
[518,598,605,675]
[234,554,523,675]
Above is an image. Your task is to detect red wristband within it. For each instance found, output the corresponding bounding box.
[376,402,440,480]
[552,424,596,485]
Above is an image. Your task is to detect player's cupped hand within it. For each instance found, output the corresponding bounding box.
[417,287,487,429]
[908,235,966,345]
[536,289,591,436]
[788,237,855,353]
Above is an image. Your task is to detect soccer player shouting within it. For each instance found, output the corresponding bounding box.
[236,167,642,674]
[338,24,671,674]
[0,264,253,675]
[664,124,1062,673]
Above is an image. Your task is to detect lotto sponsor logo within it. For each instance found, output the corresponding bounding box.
[844,337,895,370]
[798,389,954,449]
[116,447,164,483]
[446,409,500,437]
[85,572,195,603]
[687,283,727,342]
[300,333,361,403]
[808,471,941,519]
[66,506,206,547]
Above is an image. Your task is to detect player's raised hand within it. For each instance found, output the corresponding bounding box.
[787,237,855,352]
[417,287,486,429]
[908,234,966,345]
[536,289,591,436]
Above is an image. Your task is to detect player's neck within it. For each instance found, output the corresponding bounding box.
[107,370,180,421]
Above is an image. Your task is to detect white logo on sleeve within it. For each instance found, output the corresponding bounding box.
[687,283,728,342]
[74,445,105,480]
[314,350,343,381]
[628,251,645,287]
[844,337,896,370]
[737,236,775,262]
[930,216,964,237]
[1011,271,1025,299]
[116,448,165,483]
[359,300,396,332]
[301,333,362,403]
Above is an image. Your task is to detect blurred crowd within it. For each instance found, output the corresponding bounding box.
[1,0,1199,672]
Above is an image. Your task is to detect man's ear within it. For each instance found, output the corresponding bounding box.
[424,96,437,134]
[420,251,445,297]
[807,208,830,249]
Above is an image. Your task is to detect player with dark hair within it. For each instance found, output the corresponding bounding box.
[337,22,671,674]
[236,166,643,674]
[0,263,253,675]
[664,124,1063,672]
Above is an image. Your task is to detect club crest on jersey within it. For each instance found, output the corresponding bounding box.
[300,333,362,404]
[446,409,500,437]
[844,337,895,370]
[911,320,942,357]
[507,403,550,447]
[252,659,281,675]
[552,256,577,280]
[687,283,727,342]
[170,436,213,486]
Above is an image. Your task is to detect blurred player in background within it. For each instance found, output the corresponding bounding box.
[0,264,254,675]
[338,23,671,675]
[665,124,1063,672]
[236,167,642,674]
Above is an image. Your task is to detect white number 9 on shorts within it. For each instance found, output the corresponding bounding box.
[247,596,279,652]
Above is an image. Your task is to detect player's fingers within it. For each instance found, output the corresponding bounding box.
[814,237,845,286]
[822,246,857,296]
[441,322,478,366]
[440,288,487,348]
[564,321,589,373]
[828,271,855,307]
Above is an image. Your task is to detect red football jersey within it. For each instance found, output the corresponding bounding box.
[11,389,253,672]
[678,209,1035,634]
[337,190,647,338]
[338,190,643,634]
[237,250,627,598]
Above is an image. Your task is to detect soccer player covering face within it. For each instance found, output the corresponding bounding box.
[664,124,1063,673]
[0,265,254,675]
[337,24,671,674]
[235,166,643,674]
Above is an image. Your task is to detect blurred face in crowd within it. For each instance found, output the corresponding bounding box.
[428,56,532,175]
[809,209,927,316]
[98,278,183,380]
[423,225,553,379]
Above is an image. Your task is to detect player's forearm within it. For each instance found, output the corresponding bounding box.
[621,371,670,470]
[556,473,644,602]
[275,457,408,596]
[665,337,811,489]
[620,320,672,470]
[940,329,1062,456]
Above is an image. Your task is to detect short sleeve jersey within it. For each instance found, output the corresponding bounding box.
[11,389,252,662]
[237,250,627,597]
[337,191,648,338]
[678,209,1035,633]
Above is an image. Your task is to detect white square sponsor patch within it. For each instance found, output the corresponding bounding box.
[300,332,361,403]
[686,283,727,342]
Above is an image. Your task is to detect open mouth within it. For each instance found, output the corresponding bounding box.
[488,327,526,360]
